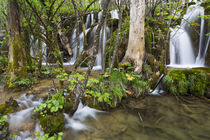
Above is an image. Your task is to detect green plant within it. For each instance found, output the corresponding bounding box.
[0,56,8,73]
[34,92,65,116]
[84,66,150,106]
[0,115,8,131]
[35,132,63,140]
[163,69,188,95]
[163,69,207,96]
[188,71,207,96]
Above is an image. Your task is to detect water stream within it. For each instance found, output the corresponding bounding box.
[169,2,209,68]
[8,94,43,140]
[63,95,210,140]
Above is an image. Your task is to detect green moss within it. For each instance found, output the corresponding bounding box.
[163,69,188,95]
[7,34,29,88]
[188,72,207,96]
[63,102,73,113]
[0,104,15,115]
[163,69,207,96]
[40,113,65,136]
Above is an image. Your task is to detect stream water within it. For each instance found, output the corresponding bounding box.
[63,95,210,140]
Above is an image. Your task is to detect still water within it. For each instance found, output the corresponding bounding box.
[64,95,210,140]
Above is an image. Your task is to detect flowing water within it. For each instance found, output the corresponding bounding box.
[169,3,209,68]
[63,95,210,140]
[8,94,43,140]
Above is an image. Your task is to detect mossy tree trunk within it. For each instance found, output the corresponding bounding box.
[7,0,29,87]
[122,0,145,73]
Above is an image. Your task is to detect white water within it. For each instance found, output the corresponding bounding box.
[150,74,165,95]
[91,12,95,25]
[64,102,103,131]
[64,11,110,70]
[85,14,91,29]
[8,94,43,140]
[110,10,119,19]
[38,11,111,70]
[64,28,91,66]
[169,3,208,68]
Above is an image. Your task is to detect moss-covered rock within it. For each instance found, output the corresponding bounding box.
[163,69,189,95]
[188,71,207,96]
[0,98,18,115]
[163,69,207,96]
[40,113,65,136]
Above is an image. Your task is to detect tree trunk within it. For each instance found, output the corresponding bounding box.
[7,0,29,87]
[122,0,145,73]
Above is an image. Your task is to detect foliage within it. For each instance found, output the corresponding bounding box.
[35,132,63,140]
[0,115,8,131]
[8,76,38,89]
[34,92,65,116]
[188,71,207,96]
[0,56,8,73]
[39,113,65,136]
[84,63,150,107]
[163,69,207,96]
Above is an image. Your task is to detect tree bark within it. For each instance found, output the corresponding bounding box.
[122,0,145,73]
[7,0,29,87]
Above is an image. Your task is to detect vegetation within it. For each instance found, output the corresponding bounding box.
[163,69,207,96]
[0,0,209,139]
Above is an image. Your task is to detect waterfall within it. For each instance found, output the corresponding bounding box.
[91,12,95,25]
[169,3,208,68]
[64,28,90,65]
[98,11,102,22]
[110,10,119,19]
[85,14,91,29]
[66,11,110,70]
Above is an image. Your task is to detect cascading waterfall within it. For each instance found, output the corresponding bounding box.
[169,2,209,68]
[110,10,119,19]
[65,28,90,65]
[8,94,43,140]
[85,14,91,29]
[65,11,111,70]
[34,11,116,69]
[64,101,103,131]
[91,12,95,25]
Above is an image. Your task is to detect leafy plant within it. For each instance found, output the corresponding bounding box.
[35,132,63,140]
[34,92,65,115]
[0,115,8,131]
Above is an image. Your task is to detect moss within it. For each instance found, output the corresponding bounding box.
[63,102,73,113]
[0,98,18,115]
[40,113,65,136]
[163,69,207,96]
[7,34,28,88]
[150,75,160,90]
[188,72,207,96]
[0,104,14,115]
[163,69,188,95]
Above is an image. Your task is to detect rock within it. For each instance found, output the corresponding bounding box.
[0,130,8,140]
[40,113,65,136]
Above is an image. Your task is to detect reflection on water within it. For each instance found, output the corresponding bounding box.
[64,95,210,140]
